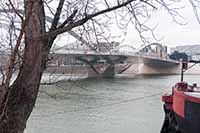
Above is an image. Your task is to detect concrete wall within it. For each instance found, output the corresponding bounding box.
[137,63,181,75]
[45,65,88,75]
[119,63,181,75]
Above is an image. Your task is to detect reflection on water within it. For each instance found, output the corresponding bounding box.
[25,75,200,133]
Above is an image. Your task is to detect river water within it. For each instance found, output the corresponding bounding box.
[25,75,200,133]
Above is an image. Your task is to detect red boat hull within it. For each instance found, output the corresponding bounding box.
[174,90,200,133]
[161,82,200,133]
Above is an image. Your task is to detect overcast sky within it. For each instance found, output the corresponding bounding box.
[122,0,200,48]
[49,0,200,50]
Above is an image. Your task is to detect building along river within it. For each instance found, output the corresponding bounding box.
[25,75,200,133]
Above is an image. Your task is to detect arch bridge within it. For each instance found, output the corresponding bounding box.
[48,43,181,77]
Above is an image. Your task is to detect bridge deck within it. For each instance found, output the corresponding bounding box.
[62,52,180,65]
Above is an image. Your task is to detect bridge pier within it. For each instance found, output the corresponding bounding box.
[138,64,181,75]
[87,64,115,78]
[138,59,181,75]
[75,55,127,78]
[87,67,100,77]
[102,64,115,77]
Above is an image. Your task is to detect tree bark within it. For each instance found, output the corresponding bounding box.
[0,0,48,132]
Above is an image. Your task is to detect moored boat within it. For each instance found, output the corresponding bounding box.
[161,61,200,133]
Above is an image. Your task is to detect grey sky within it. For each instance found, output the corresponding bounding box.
[123,0,200,48]
[1,0,200,50]
[55,0,200,49]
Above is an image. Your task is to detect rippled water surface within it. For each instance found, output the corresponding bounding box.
[25,75,200,133]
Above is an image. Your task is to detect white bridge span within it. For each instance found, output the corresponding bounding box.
[47,43,181,77]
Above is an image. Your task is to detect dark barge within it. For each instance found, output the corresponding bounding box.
[161,61,200,133]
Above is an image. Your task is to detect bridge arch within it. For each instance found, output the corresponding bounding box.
[138,43,164,53]
[113,45,137,54]
[113,43,166,55]
[136,43,168,58]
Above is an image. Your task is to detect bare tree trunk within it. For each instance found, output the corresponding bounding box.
[0,0,48,132]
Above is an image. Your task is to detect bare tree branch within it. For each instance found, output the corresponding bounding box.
[50,0,65,31]
[7,0,23,20]
[104,0,110,8]
[45,0,139,38]
[140,0,157,10]
[189,0,200,23]
[58,9,78,28]
[4,1,33,88]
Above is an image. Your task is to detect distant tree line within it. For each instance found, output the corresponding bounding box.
[169,51,188,61]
